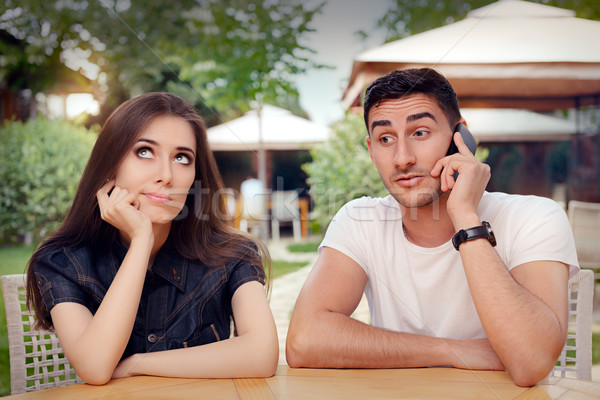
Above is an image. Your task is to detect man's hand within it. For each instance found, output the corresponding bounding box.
[431,131,490,228]
[448,338,505,371]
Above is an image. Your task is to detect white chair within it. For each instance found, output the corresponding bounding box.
[550,269,594,380]
[271,190,301,242]
[568,200,600,275]
[1,274,81,394]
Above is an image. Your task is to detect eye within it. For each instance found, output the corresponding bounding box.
[136,147,153,159]
[174,153,191,165]
[379,135,395,145]
[413,130,429,138]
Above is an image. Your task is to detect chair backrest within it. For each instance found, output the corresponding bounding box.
[1,274,81,394]
[551,269,594,380]
[271,190,300,222]
[568,200,600,270]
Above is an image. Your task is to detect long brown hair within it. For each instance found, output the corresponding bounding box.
[26,92,270,330]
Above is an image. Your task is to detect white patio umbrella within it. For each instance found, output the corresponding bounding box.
[461,108,576,142]
[343,0,600,111]
[207,105,331,151]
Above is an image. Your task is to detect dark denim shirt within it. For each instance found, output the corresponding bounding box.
[34,238,265,359]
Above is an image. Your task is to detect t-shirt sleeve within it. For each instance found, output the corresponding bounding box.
[319,199,371,274]
[506,198,579,277]
[33,247,90,319]
[226,257,266,299]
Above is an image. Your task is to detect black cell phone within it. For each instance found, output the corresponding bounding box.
[446,123,477,156]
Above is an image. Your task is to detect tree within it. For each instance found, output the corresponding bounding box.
[0,0,324,122]
[303,112,388,228]
[372,0,600,42]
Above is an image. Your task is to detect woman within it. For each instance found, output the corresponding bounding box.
[26,93,278,384]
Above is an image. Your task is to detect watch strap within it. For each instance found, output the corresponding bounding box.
[452,221,496,251]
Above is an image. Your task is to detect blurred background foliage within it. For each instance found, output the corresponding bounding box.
[0,119,95,244]
[303,112,387,228]
[0,0,598,238]
[0,0,324,125]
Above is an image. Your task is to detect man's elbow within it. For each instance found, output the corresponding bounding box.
[507,355,557,387]
[510,367,551,387]
[286,327,312,368]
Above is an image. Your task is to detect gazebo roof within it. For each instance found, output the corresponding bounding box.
[343,0,600,111]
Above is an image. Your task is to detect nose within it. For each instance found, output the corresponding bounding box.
[155,158,173,185]
[393,139,416,170]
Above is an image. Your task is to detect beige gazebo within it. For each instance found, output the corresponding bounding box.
[342,0,600,112]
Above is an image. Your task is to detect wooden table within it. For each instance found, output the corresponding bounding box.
[5,365,600,399]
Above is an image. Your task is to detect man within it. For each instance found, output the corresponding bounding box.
[286,68,579,387]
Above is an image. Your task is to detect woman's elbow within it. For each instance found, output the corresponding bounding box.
[253,357,278,378]
[247,333,278,377]
[77,368,113,386]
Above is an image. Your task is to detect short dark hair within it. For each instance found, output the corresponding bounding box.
[363,68,461,134]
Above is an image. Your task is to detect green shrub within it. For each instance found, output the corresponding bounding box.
[303,112,387,228]
[0,118,96,244]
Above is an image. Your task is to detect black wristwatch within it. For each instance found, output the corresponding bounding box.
[452,221,497,251]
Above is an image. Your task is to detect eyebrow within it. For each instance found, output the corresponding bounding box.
[370,119,391,133]
[406,112,436,123]
[137,138,196,157]
[370,112,437,133]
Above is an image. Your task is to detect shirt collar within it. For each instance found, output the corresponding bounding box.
[112,236,187,291]
[151,240,187,291]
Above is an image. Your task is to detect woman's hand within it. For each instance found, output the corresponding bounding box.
[96,180,153,244]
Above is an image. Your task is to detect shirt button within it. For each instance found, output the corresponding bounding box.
[147,333,158,343]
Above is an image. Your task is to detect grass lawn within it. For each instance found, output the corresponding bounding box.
[270,260,309,280]
[286,240,321,253]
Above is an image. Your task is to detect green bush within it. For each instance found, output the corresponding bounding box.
[303,112,387,228]
[0,118,96,244]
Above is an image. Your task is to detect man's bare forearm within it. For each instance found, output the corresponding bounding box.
[286,309,502,370]
[458,239,568,386]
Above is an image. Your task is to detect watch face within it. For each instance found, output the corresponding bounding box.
[483,221,497,247]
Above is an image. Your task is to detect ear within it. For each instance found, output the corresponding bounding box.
[458,117,468,129]
[365,135,376,164]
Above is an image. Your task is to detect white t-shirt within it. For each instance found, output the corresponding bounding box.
[320,192,579,340]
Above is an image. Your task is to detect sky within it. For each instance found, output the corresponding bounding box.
[291,0,390,126]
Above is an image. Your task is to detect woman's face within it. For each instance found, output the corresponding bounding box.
[114,115,197,225]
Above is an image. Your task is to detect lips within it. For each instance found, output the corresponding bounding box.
[393,174,424,188]
[144,192,172,204]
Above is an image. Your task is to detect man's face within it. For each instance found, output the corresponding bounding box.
[366,94,454,209]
